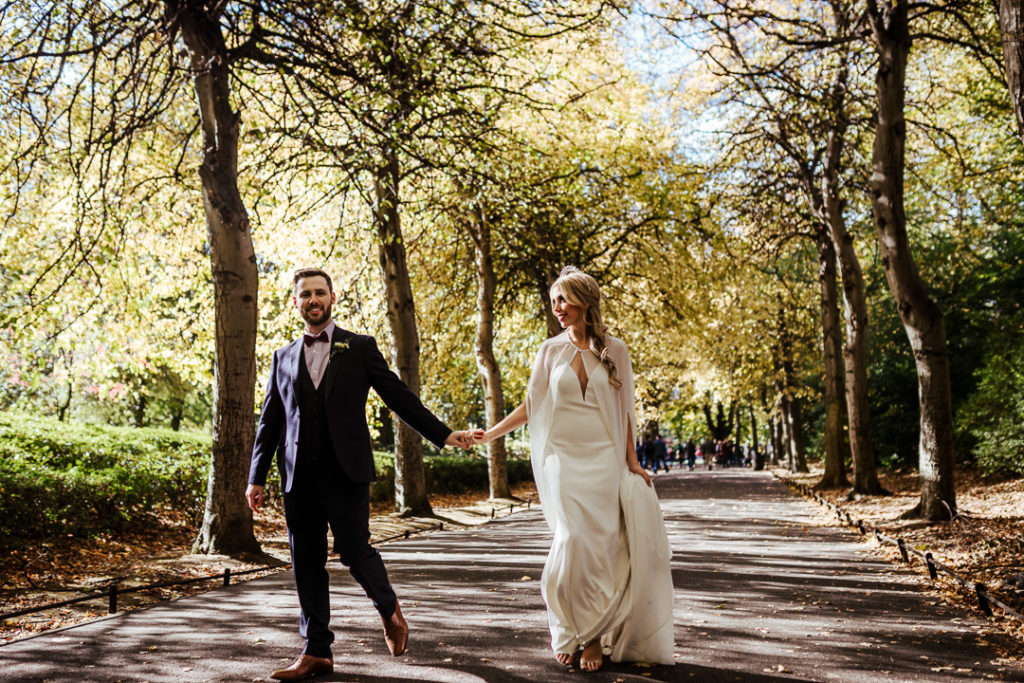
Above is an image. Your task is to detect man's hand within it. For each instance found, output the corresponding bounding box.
[445,430,482,449]
[245,484,266,512]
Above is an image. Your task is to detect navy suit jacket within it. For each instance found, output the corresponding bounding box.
[248,326,452,492]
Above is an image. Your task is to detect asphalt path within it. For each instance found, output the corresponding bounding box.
[1,469,1020,682]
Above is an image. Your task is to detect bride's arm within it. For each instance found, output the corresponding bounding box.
[478,402,528,443]
[625,419,652,486]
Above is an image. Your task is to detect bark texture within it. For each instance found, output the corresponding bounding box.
[777,314,808,473]
[170,0,260,555]
[469,204,511,499]
[1001,0,1024,144]
[769,415,783,466]
[867,0,956,520]
[816,231,847,487]
[375,149,431,517]
[820,60,880,495]
[749,404,763,471]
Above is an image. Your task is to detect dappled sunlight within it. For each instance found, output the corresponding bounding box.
[657,470,1011,682]
[2,471,1016,682]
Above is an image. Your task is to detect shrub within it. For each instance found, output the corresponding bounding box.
[0,413,210,541]
[961,341,1024,476]
[0,413,536,541]
[368,451,533,502]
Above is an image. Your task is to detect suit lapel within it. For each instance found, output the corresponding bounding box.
[320,326,352,398]
[287,337,304,398]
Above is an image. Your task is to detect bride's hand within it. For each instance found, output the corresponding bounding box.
[471,428,490,444]
[628,460,652,487]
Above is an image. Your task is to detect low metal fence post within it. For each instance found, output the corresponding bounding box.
[897,538,909,563]
[975,583,994,617]
[108,583,118,614]
[924,553,937,580]
[223,568,231,587]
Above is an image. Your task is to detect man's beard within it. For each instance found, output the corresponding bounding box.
[301,301,332,326]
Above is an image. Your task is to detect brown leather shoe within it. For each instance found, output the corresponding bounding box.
[382,601,409,656]
[270,654,333,681]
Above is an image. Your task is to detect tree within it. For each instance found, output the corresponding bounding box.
[659,0,875,489]
[461,186,511,499]
[2,0,261,553]
[866,0,956,520]
[1000,0,1024,143]
[231,0,583,515]
[702,401,735,442]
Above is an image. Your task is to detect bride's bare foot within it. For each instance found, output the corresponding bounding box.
[580,641,603,672]
[554,652,573,666]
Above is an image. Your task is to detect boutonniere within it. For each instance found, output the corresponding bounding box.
[330,339,350,359]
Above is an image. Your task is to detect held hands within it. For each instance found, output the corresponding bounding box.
[445,429,486,449]
[471,428,494,445]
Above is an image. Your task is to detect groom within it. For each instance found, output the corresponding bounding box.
[246,268,473,681]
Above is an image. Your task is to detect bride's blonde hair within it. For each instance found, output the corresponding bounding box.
[551,266,621,389]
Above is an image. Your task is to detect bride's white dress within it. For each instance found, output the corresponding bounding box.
[535,347,674,664]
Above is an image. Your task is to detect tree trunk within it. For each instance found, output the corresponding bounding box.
[750,404,763,470]
[538,278,560,337]
[762,388,782,467]
[703,402,735,441]
[770,413,783,466]
[377,404,394,449]
[1001,0,1024,144]
[786,392,809,473]
[134,393,147,428]
[779,391,794,471]
[374,147,432,517]
[867,0,956,520]
[58,378,72,423]
[816,231,847,487]
[828,202,881,495]
[171,0,260,556]
[735,402,744,447]
[470,204,511,500]
[778,312,808,473]
[819,55,881,495]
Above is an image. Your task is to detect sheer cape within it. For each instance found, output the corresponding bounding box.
[525,330,674,665]
[525,331,637,529]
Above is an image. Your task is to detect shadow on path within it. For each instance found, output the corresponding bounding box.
[0,469,1019,682]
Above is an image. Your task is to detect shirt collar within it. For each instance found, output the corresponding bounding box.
[304,319,336,342]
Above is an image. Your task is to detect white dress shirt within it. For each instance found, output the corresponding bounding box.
[303,320,336,389]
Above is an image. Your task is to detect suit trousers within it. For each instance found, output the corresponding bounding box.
[284,456,397,658]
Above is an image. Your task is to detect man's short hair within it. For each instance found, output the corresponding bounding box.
[292,268,333,293]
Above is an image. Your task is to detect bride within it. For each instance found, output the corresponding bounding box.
[475,266,674,671]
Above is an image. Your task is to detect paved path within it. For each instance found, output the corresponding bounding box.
[2,469,1020,682]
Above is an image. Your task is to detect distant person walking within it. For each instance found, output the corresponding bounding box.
[650,434,668,473]
[703,439,715,470]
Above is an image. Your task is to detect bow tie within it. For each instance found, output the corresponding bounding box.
[303,331,329,346]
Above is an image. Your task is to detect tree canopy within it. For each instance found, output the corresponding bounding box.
[3,0,1024,545]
